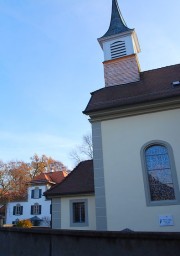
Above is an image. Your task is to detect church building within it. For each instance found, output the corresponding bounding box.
[84,0,180,231]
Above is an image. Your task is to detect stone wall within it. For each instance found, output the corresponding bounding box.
[0,228,180,256]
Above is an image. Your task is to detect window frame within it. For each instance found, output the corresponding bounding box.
[31,187,42,199]
[141,140,180,206]
[13,204,23,216]
[31,203,42,215]
[70,199,88,227]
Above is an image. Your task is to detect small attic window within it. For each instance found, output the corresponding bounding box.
[172,81,180,87]
[110,41,126,59]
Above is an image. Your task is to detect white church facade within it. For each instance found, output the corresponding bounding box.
[47,0,180,232]
[84,0,180,232]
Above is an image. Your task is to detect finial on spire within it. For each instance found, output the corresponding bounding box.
[101,0,130,38]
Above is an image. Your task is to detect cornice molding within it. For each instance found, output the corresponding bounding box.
[88,97,180,123]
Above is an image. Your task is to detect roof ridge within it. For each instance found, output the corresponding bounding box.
[44,173,51,182]
[43,170,62,174]
[84,63,180,97]
[84,63,180,115]
[141,63,180,74]
[44,160,93,196]
[44,163,82,195]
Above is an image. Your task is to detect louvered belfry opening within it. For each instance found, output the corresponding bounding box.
[110,40,126,59]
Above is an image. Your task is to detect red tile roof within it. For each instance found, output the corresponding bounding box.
[30,171,68,185]
[84,64,180,114]
[45,160,94,197]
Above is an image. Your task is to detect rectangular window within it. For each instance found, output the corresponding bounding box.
[70,199,88,227]
[13,205,23,216]
[31,187,42,199]
[31,204,41,215]
[73,202,85,223]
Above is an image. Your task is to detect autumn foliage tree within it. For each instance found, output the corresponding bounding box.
[0,154,67,204]
[0,161,10,203]
[30,154,66,179]
[8,161,31,197]
[0,161,31,204]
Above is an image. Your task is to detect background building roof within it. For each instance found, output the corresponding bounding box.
[30,171,68,185]
[45,160,94,197]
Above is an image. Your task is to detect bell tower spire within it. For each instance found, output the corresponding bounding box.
[98,0,141,87]
[102,0,130,37]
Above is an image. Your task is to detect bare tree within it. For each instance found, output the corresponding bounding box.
[70,133,93,166]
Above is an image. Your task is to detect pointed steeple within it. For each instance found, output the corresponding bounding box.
[98,0,141,87]
[101,0,130,38]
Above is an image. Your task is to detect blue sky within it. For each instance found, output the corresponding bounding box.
[0,0,180,169]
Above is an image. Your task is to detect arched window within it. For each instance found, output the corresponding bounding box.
[141,141,180,206]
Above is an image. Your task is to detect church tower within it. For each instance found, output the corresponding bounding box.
[98,0,141,87]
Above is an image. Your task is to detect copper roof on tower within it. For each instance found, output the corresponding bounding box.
[100,0,131,39]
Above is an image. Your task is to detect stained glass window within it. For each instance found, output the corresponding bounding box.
[145,145,175,201]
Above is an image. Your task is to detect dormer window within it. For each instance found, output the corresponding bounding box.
[110,41,126,59]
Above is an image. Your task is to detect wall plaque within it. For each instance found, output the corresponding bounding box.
[159,215,174,226]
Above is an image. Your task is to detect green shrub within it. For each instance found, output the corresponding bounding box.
[16,219,32,228]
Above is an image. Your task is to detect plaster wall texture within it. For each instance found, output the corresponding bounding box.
[6,185,51,226]
[60,195,96,230]
[101,108,180,231]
